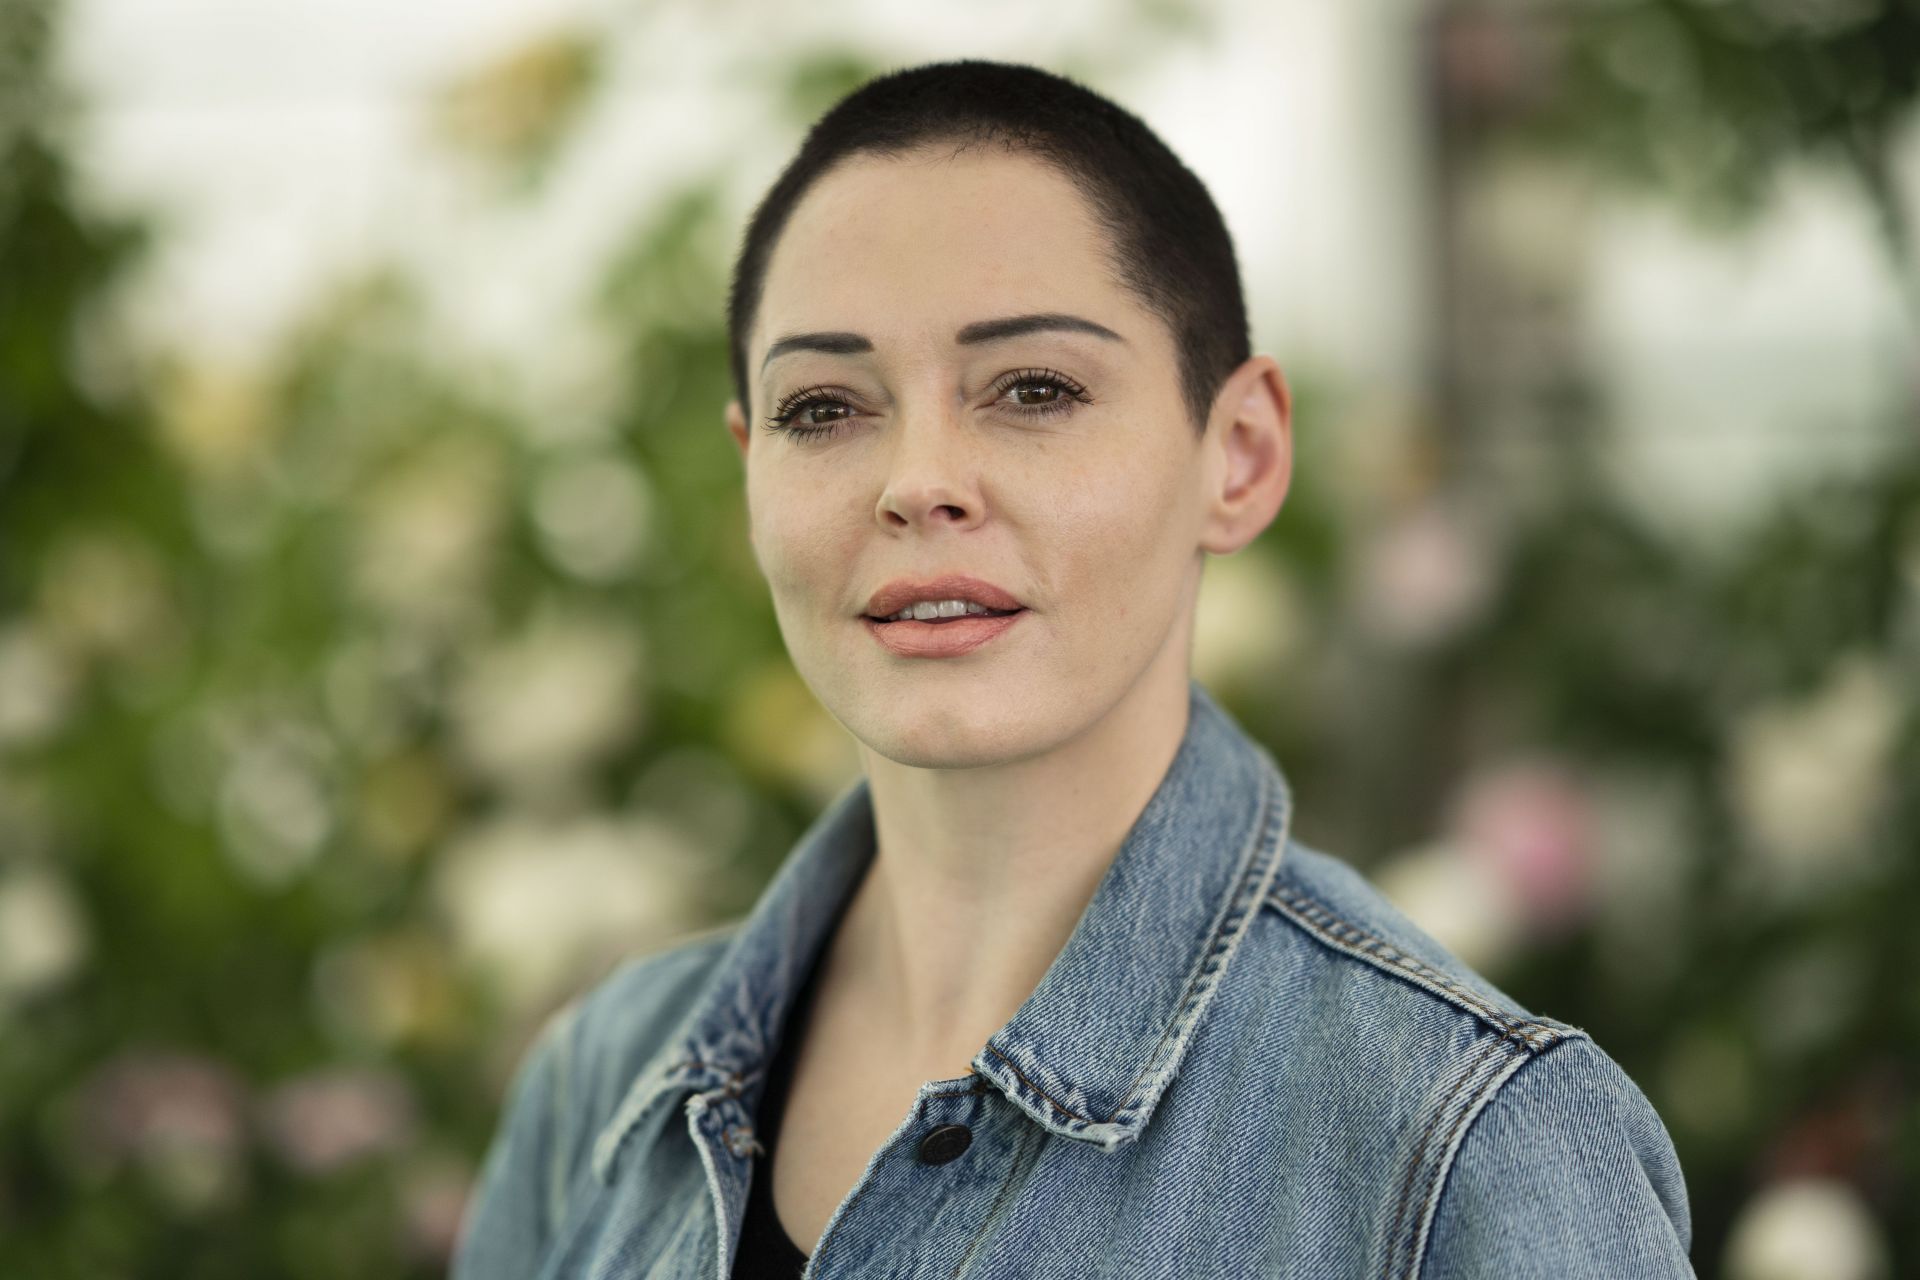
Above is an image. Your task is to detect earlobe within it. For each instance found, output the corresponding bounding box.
[725,399,751,459]
[1202,356,1293,555]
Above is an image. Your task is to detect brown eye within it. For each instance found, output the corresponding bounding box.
[794,401,853,426]
[765,387,860,441]
[994,368,1092,420]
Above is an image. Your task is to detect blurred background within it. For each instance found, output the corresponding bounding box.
[2,0,1916,1275]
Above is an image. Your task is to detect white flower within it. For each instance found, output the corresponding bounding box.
[530,447,655,581]
[1724,650,1902,901]
[0,864,90,1006]
[1370,838,1526,977]
[37,530,178,661]
[432,810,700,1014]
[350,433,505,630]
[448,606,645,795]
[216,718,337,887]
[1724,1176,1890,1280]
[1193,551,1309,690]
[0,623,78,746]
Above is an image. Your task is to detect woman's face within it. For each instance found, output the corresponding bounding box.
[727,147,1230,770]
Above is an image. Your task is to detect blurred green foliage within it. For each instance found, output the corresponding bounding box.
[0,0,1916,1276]
[1445,0,1920,312]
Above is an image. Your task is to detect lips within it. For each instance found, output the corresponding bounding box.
[863,573,1026,620]
[863,608,1026,657]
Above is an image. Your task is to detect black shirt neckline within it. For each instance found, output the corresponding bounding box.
[730,929,834,1275]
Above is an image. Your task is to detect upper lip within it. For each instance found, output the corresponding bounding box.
[863,574,1027,618]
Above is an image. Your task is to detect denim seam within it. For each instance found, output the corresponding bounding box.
[585,929,745,1183]
[1401,1041,1544,1280]
[1106,760,1290,1126]
[946,1118,1047,1280]
[683,1092,735,1280]
[925,1074,994,1101]
[590,1057,732,1183]
[1265,886,1561,1051]
[982,1041,1091,1123]
[982,760,1290,1135]
[1381,1033,1513,1279]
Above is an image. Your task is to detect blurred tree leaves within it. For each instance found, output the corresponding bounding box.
[1443,0,1920,314]
[429,29,603,194]
[4,0,1918,1274]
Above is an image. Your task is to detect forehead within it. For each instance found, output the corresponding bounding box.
[753,148,1129,359]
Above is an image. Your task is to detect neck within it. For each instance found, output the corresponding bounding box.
[829,655,1195,1071]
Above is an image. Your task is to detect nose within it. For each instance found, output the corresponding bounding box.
[874,402,983,533]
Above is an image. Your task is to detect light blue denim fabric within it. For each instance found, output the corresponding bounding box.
[452,679,1695,1278]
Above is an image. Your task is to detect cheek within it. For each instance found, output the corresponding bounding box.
[1036,470,1193,636]
[1046,454,1191,571]
[749,475,858,593]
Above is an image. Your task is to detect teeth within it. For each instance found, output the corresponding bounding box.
[883,598,998,622]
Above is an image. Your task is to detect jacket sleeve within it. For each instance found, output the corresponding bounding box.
[1418,1034,1696,1279]
[449,1000,585,1280]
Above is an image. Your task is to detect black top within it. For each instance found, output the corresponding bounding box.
[728,940,831,1278]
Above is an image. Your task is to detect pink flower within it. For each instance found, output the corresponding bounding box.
[258,1064,417,1175]
[1354,500,1498,649]
[75,1048,249,1212]
[79,1049,247,1164]
[1451,759,1597,937]
[398,1156,476,1264]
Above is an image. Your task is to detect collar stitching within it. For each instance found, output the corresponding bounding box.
[983,1041,1093,1122]
[1101,764,1285,1121]
[591,1054,737,1183]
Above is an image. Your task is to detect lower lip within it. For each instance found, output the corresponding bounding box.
[862,610,1027,658]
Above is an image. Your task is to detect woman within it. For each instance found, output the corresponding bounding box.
[453,59,1695,1279]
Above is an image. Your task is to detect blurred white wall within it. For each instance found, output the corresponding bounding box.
[1581,152,1920,549]
[53,0,1920,542]
[55,0,1436,397]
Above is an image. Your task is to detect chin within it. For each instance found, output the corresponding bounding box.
[846,688,1077,771]
[864,727,1036,771]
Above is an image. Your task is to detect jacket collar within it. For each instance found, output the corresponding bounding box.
[592,678,1292,1178]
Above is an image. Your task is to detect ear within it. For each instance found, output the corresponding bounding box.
[1199,355,1293,556]
[725,399,751,460]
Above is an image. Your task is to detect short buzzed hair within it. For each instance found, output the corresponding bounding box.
[726,58,1251,439]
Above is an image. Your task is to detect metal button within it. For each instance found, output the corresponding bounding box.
[916,1123,973,1165]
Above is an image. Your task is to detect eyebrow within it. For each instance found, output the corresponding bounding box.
[759,312,1127,375]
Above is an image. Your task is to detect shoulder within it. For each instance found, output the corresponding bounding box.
[1260,837,1564,1047]
[1244,839,1693,1272]
[510,919,744,1177]
[571,919,744,1046]
[558,918,744,1108]
[452,920,744,1276]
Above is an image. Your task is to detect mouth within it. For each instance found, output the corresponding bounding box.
[863,607,1026,625]
[861,574,1027,621]
[860,605,1029,658]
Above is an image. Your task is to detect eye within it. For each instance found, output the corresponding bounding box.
[762,368,1095,444]
[763,385,858,442]
[991,367,1092,420]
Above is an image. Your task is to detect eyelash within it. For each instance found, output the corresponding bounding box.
[763,368,1093,442]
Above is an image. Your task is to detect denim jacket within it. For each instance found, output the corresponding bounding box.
[451,679,1695,1278]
